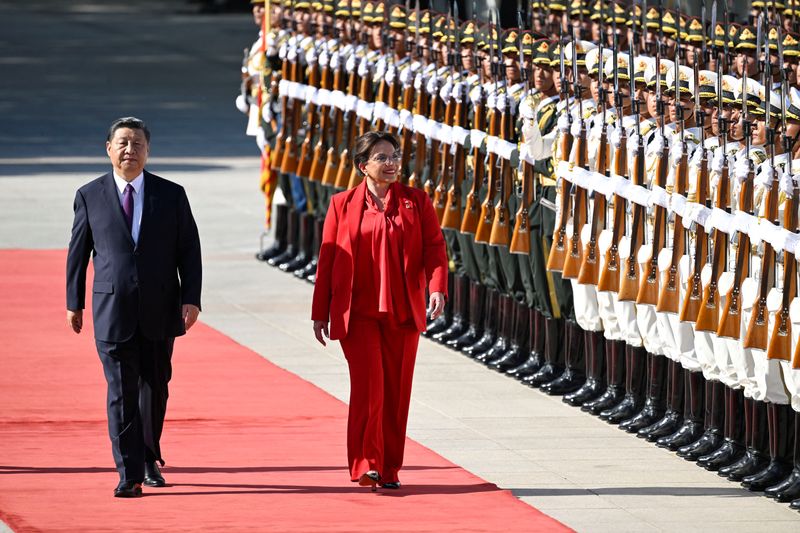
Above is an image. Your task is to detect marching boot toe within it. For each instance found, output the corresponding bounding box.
[719,450,768,481]
[461,332,495,357]
[523,363,562,388]
[144,461,166,487]
[447,327,480,350]
[599,395,640,424]
[698,440,745,471]
[541,369,585,396]
[742,461,793,492]
[768,471,800,502]
[619,404,665,434]
[489,347,526,372]
[581,386,624,415]
[677,429,723,461]
[637,410,683,442]
[507,353,543,380]
[656,421,705,451]
[563,378,605,407]
[114,480,143,498]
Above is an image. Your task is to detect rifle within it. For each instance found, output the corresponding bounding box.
[270,9,292,171]
[310,28,334,183]
[598,40,629,293]
[695,59,731,332]
[561,29,589,280]
[398,0,420,185]
[279,2,304,176]
[460,9,486,234]
[578,24,610,286]
[321,35,347,186]
[423,11,443,200]
[717,64,755,339]
[488,41,515,248]
[656,18,690,314]
[347,7,376,189]
[297,39,323,180]
[474,12,503,244]
[333,12,362,189]
[547,23,575,271]
[636,26,669,306]
[442,1,466,230]
[375,4,391,131]
[510,17,534,255]
[434,5,456,222]
[745,14,778,349]
[680,51,710,322]
[770,23,796,362]
[407,7,429,189]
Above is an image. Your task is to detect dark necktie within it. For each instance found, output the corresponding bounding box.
[122,184,134,232]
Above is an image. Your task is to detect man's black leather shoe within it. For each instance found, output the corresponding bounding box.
[114,480,143,498]
[144,462,166,487]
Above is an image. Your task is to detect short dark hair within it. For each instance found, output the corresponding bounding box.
[107,117,151,143]
[353,131,400,174]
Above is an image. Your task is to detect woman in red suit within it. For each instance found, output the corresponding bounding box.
[311,131,448,491]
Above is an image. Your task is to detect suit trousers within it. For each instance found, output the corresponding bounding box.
[340,316,420,484]
[96,329,174,483]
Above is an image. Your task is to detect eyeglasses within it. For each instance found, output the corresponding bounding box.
[369,152,402,164]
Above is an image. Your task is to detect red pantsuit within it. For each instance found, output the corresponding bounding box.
[312,180,448,483]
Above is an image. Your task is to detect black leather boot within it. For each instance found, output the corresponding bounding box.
[582,340,626,415]
[507,308,544,379]
[279,212,313,272]
[433,275,469,343]
[790,497,800,510]
[742,403,795,491]
[268,207,299,267]
[424,272,454,337]
[638,358,684,442]
[447,281,485,350]
[541,320,586,395]
[722,399,770,481]
[766,413,800,502]
[295,216,321,281]
[523,316,564,388]
[679,379,726,461]
[698,387,746,471]
[564,329,606,406]
[620,351,667,433]
[476,295,513,364]
[462,287,498,357]
[490,303,530,372]
[657,370,706,450]
[600,344,647,423]
[257,203,289,261]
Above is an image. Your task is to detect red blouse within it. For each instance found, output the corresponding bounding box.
[351,183,414,327]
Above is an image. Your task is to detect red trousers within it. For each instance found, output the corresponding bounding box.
[339,316,420,484]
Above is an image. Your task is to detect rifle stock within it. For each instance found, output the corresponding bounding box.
[680,147,709,322]
[461,97,485,234]
[489,103,512,247]
[333,65,360,189]
[656,145,689,314]
[598,132,627,293]
[561,130,588,280]
[577,126,610,286]
[770,185,798,361]
[547,126,574,271]
[399,82,416,185]
[474,106,500,243]
[271,53,291,171]
[408,79,428,189]
[321,64,345,186]
[442,93,465,230]
[297,57,322,180]
[509,162,533,254]
[347,68,374,189]
[434,93,455,222]
[636,147,668,305]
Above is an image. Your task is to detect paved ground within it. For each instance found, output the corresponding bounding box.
[2,1,800,531]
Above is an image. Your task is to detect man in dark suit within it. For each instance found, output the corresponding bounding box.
[66,117,202,498]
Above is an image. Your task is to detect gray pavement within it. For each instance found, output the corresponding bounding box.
[2,1,800,531]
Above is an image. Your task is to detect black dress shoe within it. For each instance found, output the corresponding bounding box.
[144,462,166,487]
[380,481,401,489]
[114,480,143,498]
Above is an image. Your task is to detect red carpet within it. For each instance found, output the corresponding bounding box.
[0,250,570,532]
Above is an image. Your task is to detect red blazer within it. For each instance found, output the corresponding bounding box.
[311,181,449,340]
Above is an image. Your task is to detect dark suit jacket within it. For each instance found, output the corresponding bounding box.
[311,181,448,340]
[66,170,202,342]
